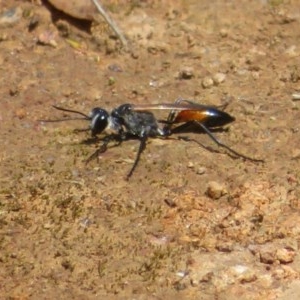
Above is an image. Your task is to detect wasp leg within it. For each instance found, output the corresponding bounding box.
[195,121,264,162]
[169,122,232,154]
[74,128,91,134]
[126,134,148,180]
[166,97,186,123]
[162,97,187,133]
[86,134,123,164]
[177,135,221,154]
[169,121,195,134]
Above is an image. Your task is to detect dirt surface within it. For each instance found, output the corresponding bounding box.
[1,0,300,299]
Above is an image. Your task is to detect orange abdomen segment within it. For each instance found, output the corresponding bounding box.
[174,110,208,123]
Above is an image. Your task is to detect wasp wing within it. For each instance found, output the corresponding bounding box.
[132,101,212,112]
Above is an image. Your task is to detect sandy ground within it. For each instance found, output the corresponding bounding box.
[1,0,300,299]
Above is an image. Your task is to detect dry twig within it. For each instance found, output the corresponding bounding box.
[91,0,128,48]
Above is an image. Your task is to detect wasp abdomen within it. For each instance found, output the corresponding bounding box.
[174,108,235,128]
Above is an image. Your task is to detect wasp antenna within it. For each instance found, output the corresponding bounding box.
[52,105,90,119]
[38,117,88,123]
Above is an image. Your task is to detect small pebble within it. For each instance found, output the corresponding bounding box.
[38,31,58,47]
[276,248,296,264]
[206,181,227,200]
[187,162,194,168]
[216,242,233,252]
[43,223,52,229]
[196,167,206,175]
[178,66,194,80]
[219,28,228,38]
[108,64,123,72]
[213,72,226,85]
[202,77,214,89]
[259,249,275,264]
[292,93,300,101]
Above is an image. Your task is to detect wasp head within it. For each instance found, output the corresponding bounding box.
[90,108,110,136]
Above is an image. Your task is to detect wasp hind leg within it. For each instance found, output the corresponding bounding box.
[195,121,264,162]
[166,97,188,124]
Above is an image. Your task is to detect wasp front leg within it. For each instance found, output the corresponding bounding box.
[86,133,124,164]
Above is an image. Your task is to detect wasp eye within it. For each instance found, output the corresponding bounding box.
[90,108,109,136]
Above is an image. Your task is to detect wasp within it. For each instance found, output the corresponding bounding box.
[46,98,263,179]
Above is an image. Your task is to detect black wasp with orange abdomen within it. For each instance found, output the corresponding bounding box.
[44,98,263,179]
